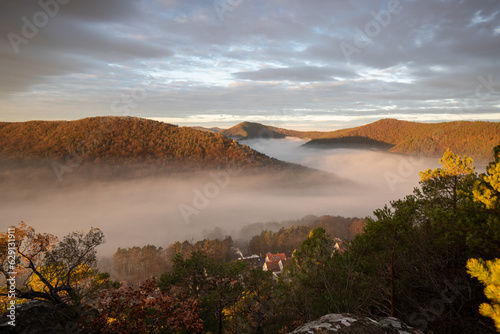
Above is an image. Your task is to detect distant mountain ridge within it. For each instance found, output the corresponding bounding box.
[221,119,500,161]
[219,121,325,140]
[189,126,224,133]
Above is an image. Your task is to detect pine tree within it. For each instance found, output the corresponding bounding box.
[467,258,500,332]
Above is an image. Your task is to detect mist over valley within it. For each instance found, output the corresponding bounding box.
[0,117,491,256]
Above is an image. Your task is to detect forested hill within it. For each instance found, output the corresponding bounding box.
[0,117,311,174]
[303,119,500,161]
[221,119,500,161]
[219,121,326,140]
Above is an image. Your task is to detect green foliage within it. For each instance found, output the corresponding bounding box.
[282,228,335,319]
[342,150,500,332]
[225,268,278,333]
[467,258,500,332]
[160,251,248,333]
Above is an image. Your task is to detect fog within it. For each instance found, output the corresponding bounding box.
[242,137,442,192]
[0,138,455,256]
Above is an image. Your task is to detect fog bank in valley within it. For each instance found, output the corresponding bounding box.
[242,137,443,195]
[1,138,463,256]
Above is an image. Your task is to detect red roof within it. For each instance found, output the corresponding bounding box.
[266,252,287,262]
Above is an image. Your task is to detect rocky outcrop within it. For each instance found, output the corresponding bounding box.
[0,301,79,334]
[288,313,423,334]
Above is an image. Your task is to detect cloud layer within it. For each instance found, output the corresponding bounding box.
[1,0,499,129]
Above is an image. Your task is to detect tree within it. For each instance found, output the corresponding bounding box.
[86,279,203,333]
[419,148,476,210]
[350,196,421,318]
[467,258,500,332]
[225,268,278,334]
[160,251,247,334]
[0,222,109,307]
[281,228,335,320]
[474,145,500,211]
[345,150,498,332]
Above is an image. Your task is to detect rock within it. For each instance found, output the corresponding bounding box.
[288,313,424,334]
[0,300,77,334]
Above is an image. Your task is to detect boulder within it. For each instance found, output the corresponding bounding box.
[0,300,78,334]
[288,313,424,334]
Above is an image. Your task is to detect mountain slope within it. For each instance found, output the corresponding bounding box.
[0,117,311,174]
[219,121,325,140]
[189,126,224,133]
[303,119,500,161]
[301,136,394,151]
[221,119,500,161]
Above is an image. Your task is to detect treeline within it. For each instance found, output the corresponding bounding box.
[0,116,302,173]
[247,215,364,256]
[101,216,363,286]
[107,245,169,284]
[99,236,238,286]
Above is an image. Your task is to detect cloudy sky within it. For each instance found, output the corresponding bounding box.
[1,0,499,130]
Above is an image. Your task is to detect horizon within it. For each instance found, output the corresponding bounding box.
[0,115,500,132]
[1,1,499,129]
[2,115,499,133]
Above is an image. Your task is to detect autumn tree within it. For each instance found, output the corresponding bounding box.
[474,145,500,212]
[0,222,111,307]
[160,251,247,334]
[85,279,203,333]
[225,268,278,334]
[419,148,476,210]
[112,245,169,285]
[467,258,500,332]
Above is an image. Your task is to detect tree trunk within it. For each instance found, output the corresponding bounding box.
[390,239,396,317]
[218,302,223,334]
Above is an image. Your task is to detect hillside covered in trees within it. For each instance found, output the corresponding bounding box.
[0,116,317,177]
[219,121,326,140]
[221,119,500,161]
[304,119,500,161]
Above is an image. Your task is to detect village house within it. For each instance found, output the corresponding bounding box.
[262,252,290,279]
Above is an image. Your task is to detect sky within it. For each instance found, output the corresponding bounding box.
[1,0,499,131]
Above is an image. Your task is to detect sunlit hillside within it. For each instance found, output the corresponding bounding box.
[0,117,309,173]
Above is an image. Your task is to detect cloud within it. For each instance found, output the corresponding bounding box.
[0,0,172,96]
[232,66,356,82]
[0,0,499,126]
